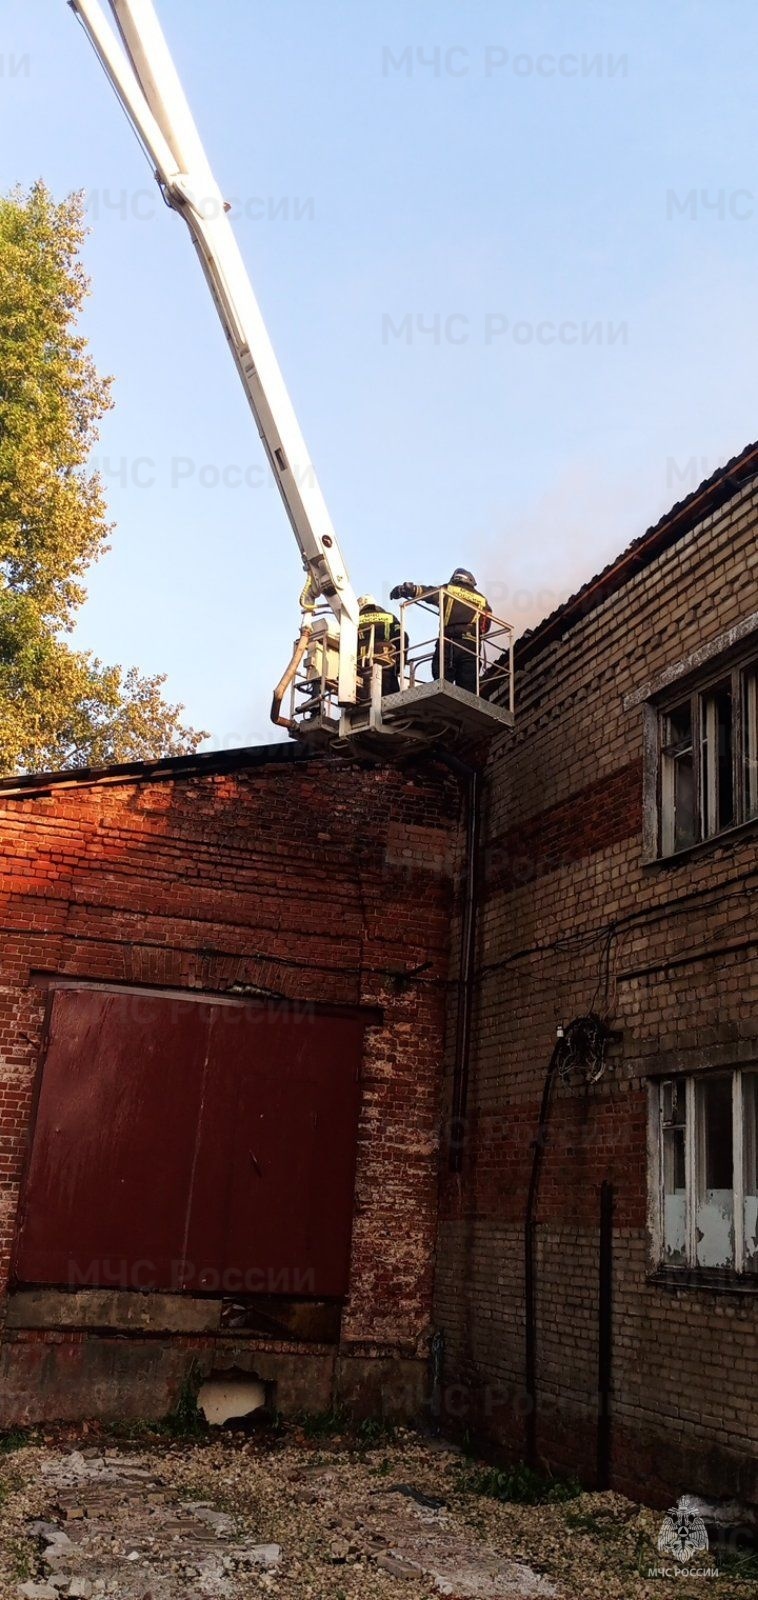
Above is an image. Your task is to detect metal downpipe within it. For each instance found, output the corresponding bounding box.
[433,751,481,1174]
[524,1035,563,1467]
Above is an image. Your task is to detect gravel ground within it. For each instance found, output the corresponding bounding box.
[0,1426,754,1600]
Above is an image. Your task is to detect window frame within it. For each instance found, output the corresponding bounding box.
[651,650,758,860]
[650,1068,758,1283]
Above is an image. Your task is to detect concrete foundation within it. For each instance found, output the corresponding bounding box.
[0,1334,428,1429]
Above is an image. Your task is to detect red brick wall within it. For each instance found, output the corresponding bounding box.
[435,479,758,1507]
[0,749,461,1420]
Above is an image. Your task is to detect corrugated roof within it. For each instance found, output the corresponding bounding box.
[516,438,758,666]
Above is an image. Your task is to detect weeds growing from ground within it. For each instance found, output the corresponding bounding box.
[157,1365,208,1441]
[0,1430,29,1456]
[566,1508,626,1540]
[292,1406,350,1439]
[356,1416,397,1448]
[288,1408,397,1447]
[712,1543,758,1581]
[456,1460,582,1506]
[8,1536,32,1582]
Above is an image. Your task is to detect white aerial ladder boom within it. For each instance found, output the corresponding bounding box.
[68,0,516,755]
[67,0,359,706]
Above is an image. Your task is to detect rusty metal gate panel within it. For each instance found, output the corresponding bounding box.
[203,1007,364,1299]
[15,990,211,1291]
[14,987,364,1298]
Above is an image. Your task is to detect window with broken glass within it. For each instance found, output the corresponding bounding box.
[658,658,758,856]
[656,1071,758,1275]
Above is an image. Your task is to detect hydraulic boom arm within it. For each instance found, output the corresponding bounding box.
[67,0,359,703]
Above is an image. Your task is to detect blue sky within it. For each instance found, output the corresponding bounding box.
[2,1,758,748]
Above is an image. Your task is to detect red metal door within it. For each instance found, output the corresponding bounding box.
[14,988,363,1297]
[15,990,211,1290]
[210,1007,364,1298]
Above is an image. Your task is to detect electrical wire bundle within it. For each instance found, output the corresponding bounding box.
[556,1012,613,1085]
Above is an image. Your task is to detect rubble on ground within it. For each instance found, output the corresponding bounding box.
[0,1426,747,1599]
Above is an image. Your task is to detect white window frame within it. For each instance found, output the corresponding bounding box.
[660,702,696,857]
[651,1068,758,1277]
[744,662,758,820]
[652,651,758,859]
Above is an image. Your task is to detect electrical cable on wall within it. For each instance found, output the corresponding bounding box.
[524,1006,615,1465]
[556,1012,613,1087]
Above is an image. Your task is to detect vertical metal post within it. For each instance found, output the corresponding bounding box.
[524,1036,563,1467]
[597,1179,614,1489]
[430,1327,445,1427]
[733,1068,745,1273]
[448,764,480,1173]
[439,587,446,681]
[369,662,383,728]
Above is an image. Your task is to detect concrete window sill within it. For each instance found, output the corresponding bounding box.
[642,811,758,870]
[647,1268,758,1297]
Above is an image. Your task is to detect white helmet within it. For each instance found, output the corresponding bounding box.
[358,594,377,609]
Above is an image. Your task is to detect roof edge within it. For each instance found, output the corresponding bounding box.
[5,441,757,792]
[516,439,758,668]
[0,738,317,799]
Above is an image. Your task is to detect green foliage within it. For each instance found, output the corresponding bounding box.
[715,1542,758,1581]
[287,1408,399,1446]
[289,1407,396,1445]
[293,1406,350,1439]
[0,181,206,774]
[356,1415,397,1448]
[565,1507,625,1540]
[0,1457,24,1525]
[103,1417,153,1443]
[104,1363,208,1442]
[8,1536,32,1581]
[0,1429,29,1456]
[456,1460,582,1506]
[158,1364,208,1440]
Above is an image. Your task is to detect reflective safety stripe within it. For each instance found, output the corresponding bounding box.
[358,610,398,666]
[358,611,396,630]
[443,585,488,626]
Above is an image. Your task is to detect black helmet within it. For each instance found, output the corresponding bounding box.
[451,567,476,587]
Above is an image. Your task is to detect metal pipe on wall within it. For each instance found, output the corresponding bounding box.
[437,757,481,1174]
[524,1034,563,1467]
[597,1179,614,1489]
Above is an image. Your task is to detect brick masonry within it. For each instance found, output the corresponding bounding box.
[434,474,758,1508]
[0,750,461,1423]
[2,467,758,1493]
